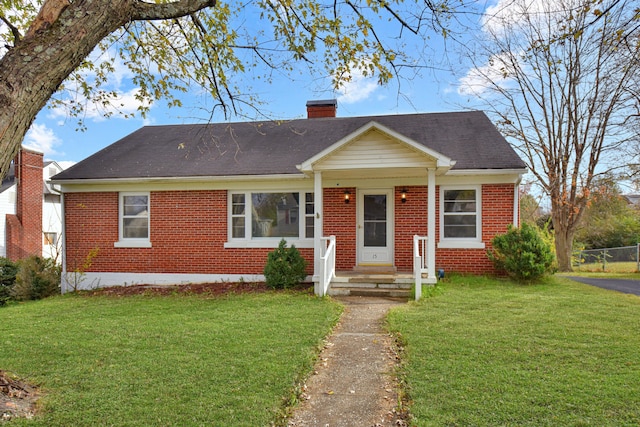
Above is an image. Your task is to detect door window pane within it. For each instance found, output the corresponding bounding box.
[363,195,387,247]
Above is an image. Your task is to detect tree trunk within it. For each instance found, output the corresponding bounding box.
[0,0,215,179]
[0,1,132,178]
[554,224,574,272]
[551,196,580,272]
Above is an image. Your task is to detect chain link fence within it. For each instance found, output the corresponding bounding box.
[573,244,640,272]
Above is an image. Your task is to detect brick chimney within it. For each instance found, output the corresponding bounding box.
[6,148,43,261]
[306,99,337,118]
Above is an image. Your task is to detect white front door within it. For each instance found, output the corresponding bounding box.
[357,189,393,266]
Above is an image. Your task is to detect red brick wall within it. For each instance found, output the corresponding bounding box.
[64,191,313,275]
[6,149,43,261]
[322,187,356,270]
[307,105,337,118]
[435,184,516,274]
[64,184,516,277]
[395,186,428,271]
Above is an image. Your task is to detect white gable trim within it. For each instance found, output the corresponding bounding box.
[297,121,455,173]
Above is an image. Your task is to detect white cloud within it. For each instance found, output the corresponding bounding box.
[55,161,76,170]
[49,87,151,122]
[481,0,573,37]
[459,0,565,97]
[84,49,134,88]
[47,45,151,123]
[142,116,156,127]
[458,53,520,96]
[23,123,62,157]
[336,68,379,104]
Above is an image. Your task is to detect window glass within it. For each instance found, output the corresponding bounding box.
[305,193,314,238]
[443,189,477,239]
[364,195,387,246]
[230,192,314,240]
[232,194,245,214]
[231,194,246,238]
[251,193,299,238]
[44,232,57,246]
[122,195,149,239]
[444,189,477,212]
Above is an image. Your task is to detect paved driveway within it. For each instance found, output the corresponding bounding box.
[567,276,640,296]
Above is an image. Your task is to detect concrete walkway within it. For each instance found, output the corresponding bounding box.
[288,296,407,427]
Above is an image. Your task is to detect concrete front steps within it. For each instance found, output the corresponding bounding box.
[327,272,414,298]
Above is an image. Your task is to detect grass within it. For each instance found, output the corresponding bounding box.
[387,275,640,426]
[570,261,639,276]
[0,291,341,426]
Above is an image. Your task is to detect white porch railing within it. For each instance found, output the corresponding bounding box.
[319,235,336,297]
[413,235,428,300]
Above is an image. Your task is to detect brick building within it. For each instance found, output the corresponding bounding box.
[52,101,527,296]
[0,148,63,261]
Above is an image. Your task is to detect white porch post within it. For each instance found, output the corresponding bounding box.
[313,171,323,294]
[427,168,437,282]
[513,180,520,227]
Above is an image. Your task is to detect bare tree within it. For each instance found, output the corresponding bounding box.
[0,0,449,179]
[459,0,640,270]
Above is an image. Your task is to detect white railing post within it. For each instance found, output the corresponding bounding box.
[413,235,429,301]
[414,235,422,300]
[318,236,336,297]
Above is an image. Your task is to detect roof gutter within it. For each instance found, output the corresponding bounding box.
[446,168,527,176]
[50,173,310,186]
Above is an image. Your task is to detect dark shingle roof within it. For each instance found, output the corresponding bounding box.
[53,111,525,181]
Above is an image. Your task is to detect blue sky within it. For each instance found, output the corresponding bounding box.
[19,4,490,169]
[24,56,473,169]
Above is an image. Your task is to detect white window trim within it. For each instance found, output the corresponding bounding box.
[225,191,314,249]
[438,185,485,249]
[115,192,152,248]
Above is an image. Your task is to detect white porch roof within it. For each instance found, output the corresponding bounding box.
[297,121,456,176]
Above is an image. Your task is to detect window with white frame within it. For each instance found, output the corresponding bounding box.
[117,193,150,246]
[231,193,246,238]
[441,187,481,241]
[229,192,314,241]
[43,232,57,246]
[305,193,314,238]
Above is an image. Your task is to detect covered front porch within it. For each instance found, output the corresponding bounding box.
[295,121,455,299]
[315,235,433,300]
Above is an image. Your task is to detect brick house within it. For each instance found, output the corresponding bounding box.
[0,148,63,261]
[52,101,527,296]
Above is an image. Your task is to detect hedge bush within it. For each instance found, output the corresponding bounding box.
[488,223,556,282]
[0,257,18,306]
[12,256,61,301]
[264,239,308,289]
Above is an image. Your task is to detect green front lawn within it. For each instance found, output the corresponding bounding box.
[0,292,341,426]
[388,276,640,426]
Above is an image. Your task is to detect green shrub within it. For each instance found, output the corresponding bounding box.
[488,223,556,282]
[264,239,308,289]
[12,256,61,301]
[0,257,18,306]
